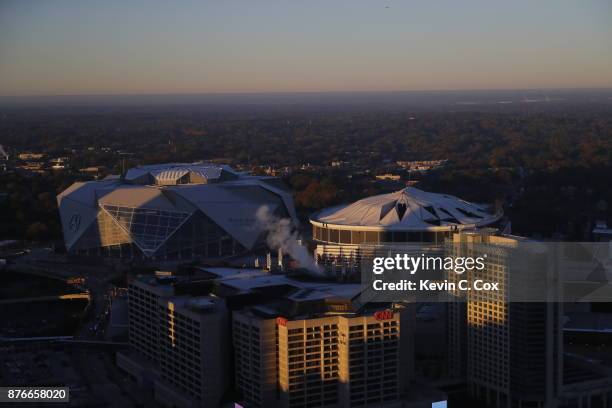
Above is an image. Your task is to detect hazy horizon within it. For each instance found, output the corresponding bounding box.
[1,0,611,97]
[1,88,610,111]
[1,86,612,99]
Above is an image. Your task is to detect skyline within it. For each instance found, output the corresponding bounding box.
[1,0,612,97]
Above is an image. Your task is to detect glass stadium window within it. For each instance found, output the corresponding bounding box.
[423,206,439,219]
[381,232,393,243]
[434,231,450,244]
[455,207,483,219]
[393,231,407,242]
[329,229,339,243]
[313,226,321,241]
[340,230,351,244]
[422,232,436,242]
[365,231,379,244]
[100,204,191,252]
[438,208,460,224]
[396,203,407,220]
[98,210,132,247]
[438,207,453,217]
[321,228,329,242]
[406,232,422,242]
[352,231,366,244]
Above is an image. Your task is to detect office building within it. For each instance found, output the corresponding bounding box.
[447,231,612,408]
[119,273,229,408]
[155,296,228,407]
[231,278,415,408]
[234,308,414,408]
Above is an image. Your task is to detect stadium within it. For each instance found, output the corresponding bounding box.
[309,187,503,274]
[57,163,297,260]
[310,186,502,246]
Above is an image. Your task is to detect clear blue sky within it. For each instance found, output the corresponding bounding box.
[1,0,611,96]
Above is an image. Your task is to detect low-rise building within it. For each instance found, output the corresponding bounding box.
[17,152,46,161]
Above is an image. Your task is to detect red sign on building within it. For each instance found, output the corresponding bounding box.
[374,310,394,321]
[276,317,288,327]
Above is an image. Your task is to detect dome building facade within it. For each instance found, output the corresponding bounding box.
[310,187,502,268]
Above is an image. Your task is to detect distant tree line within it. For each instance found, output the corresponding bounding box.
[0,107,610,241]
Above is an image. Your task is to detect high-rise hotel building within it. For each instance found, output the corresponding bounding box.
[119,268,421,408]
[447,231,563,408]
[447,231,612,408]
[233,299,414,408]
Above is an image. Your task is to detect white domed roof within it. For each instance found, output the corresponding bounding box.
[311,187,500,231]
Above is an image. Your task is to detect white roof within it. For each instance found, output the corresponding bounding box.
[124,162,239,185]
[311,187,500,231]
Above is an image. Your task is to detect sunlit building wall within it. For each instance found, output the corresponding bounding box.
[233,306,414,408]
[447,231,563,408]
[128,275,175,364]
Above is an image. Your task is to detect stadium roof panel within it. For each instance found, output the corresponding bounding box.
[124,162,240,185]
[311,186,501,231]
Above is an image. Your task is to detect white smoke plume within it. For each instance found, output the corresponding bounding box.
[256,206,324,275]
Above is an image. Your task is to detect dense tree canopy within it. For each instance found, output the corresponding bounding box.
[0,105,610,241]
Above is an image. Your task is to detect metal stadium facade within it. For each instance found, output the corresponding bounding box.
[57,163,297,260]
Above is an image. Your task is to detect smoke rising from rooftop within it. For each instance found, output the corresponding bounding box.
[256,206,323,275]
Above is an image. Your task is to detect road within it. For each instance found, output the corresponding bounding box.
[0,292,90,305]
[9,249,160,407]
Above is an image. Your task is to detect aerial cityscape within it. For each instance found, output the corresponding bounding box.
[1,1,611,408]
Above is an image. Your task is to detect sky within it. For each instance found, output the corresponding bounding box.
[0,0,611,96]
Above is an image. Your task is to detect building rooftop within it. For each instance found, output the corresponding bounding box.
[205,268,362,300]
[136,267,363,306]
[167,295,224,315]
[311,186,501,231]
[124,162,240,185]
